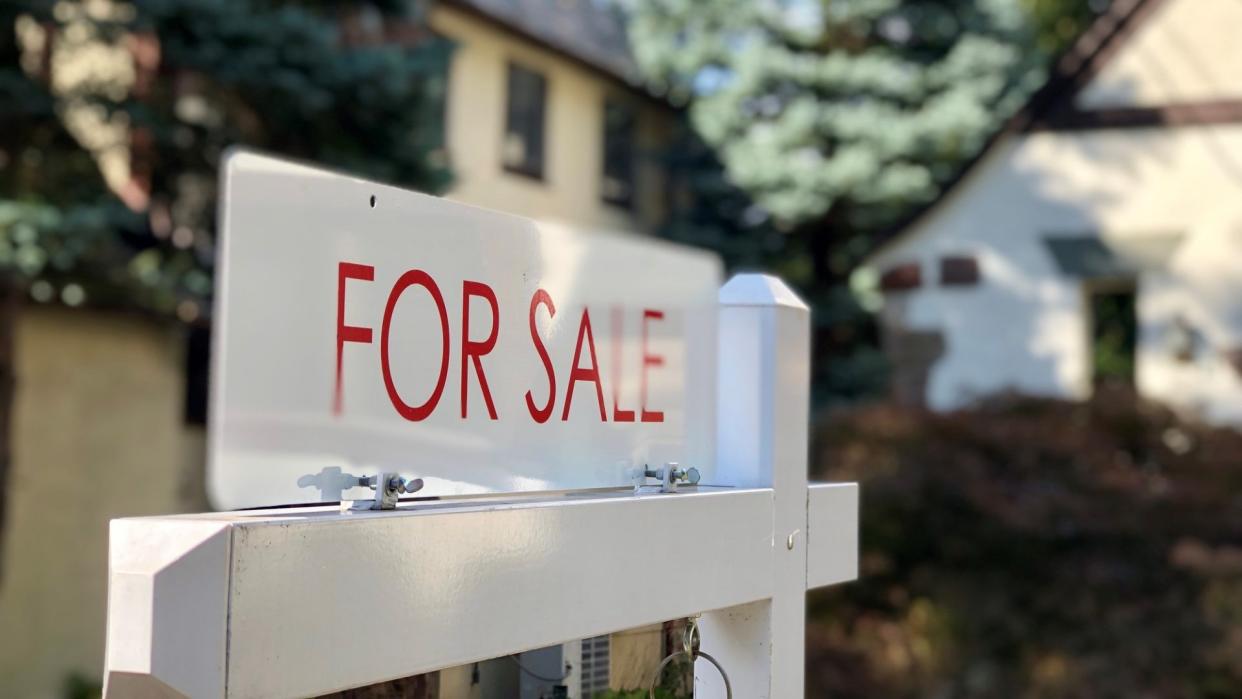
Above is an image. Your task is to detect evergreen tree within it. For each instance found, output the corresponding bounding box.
[633,0,1044,235]
[2,0,453,316]
[630,0,1097,402]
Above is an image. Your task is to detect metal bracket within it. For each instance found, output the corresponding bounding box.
[341,472,424,511]
[633,462,701,494]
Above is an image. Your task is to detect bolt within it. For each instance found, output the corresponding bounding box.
[375,476,425,495]
[388,476,424,494]
[644,465,700,484]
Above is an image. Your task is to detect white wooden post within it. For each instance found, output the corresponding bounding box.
[698,274,811,698]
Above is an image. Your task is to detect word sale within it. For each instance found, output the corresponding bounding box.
[334,262,667,424]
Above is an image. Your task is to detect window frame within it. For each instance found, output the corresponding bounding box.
[502,61,548,181]
[600,98,637,209]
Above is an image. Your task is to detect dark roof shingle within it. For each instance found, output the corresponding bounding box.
[445,0,640,85]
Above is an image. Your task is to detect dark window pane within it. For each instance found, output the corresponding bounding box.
[184,324,210,425]
[1091,284,1137,386]
[602,100,635,207]
[940,255,980,286]
[503,63,546,179]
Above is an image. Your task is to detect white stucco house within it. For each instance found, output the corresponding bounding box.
[865,0,1242,425]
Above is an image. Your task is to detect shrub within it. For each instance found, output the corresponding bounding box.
[807,389,1242,698]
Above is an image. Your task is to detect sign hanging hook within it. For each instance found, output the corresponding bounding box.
[648,617,732,699]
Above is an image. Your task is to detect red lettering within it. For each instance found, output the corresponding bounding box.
[610,306,635,422]
[380,270,449,421]
[461,281,500,419]
[335,262,374,415]
[525,290,557,423]
[640,309,665,423]
[561,308,607,422]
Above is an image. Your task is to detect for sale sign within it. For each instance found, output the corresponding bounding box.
[209,152,722,509]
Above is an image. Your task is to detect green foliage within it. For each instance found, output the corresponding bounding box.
[62,672,101,699]
[128,0,453,189]
[653,112,889,405]
[1,2,110,210]
[654,121,774,267]
[2,0,452,315]
[586,647,690,698]
[1022,0,1108,54]
[630,0,1047,228]
[808,390,1242,698]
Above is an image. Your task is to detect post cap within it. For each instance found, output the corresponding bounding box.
[718,273,809,310]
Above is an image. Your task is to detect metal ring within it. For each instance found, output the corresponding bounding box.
[647,648,732,699]
[683,618,700,657]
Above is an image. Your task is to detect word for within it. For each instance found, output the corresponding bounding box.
[334,262,667,423]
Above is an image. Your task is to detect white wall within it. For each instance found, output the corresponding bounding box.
[870,124,1242,423]
[429,6,672,236]
[1077,0,1242,109]
[0,307,206,699]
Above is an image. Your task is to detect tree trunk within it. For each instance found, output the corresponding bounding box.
[0,278,19,585]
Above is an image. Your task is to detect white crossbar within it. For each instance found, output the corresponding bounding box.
[808,483,860,588]
[104,485,855,698]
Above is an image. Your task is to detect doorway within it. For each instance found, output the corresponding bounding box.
[1088,280,1138,387]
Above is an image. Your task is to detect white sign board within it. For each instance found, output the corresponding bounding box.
[209,152,722,509]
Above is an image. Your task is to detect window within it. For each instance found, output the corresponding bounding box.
[602,100,636,207]
[503,63,547,179]
[939,255,980,286]
[1089,280,1137,387]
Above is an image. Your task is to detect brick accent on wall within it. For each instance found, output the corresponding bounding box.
[879,262,922,292]
[940,256,980,286]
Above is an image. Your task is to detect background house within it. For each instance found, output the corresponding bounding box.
[0,2,677,696]
[430,0,675,237]
[865,0,1242,425]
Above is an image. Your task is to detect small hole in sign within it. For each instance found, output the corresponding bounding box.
[369,195,376,208]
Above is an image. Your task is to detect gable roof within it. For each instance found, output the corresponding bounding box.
[442,0,642,87]
[1012,0,1168,131]
[866,0,1169,263]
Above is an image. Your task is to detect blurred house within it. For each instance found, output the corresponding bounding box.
[429,0,677,236]
[0,2,678,698]
[866,0,1242,425]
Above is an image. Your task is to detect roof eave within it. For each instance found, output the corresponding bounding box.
[434,0,678,111]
